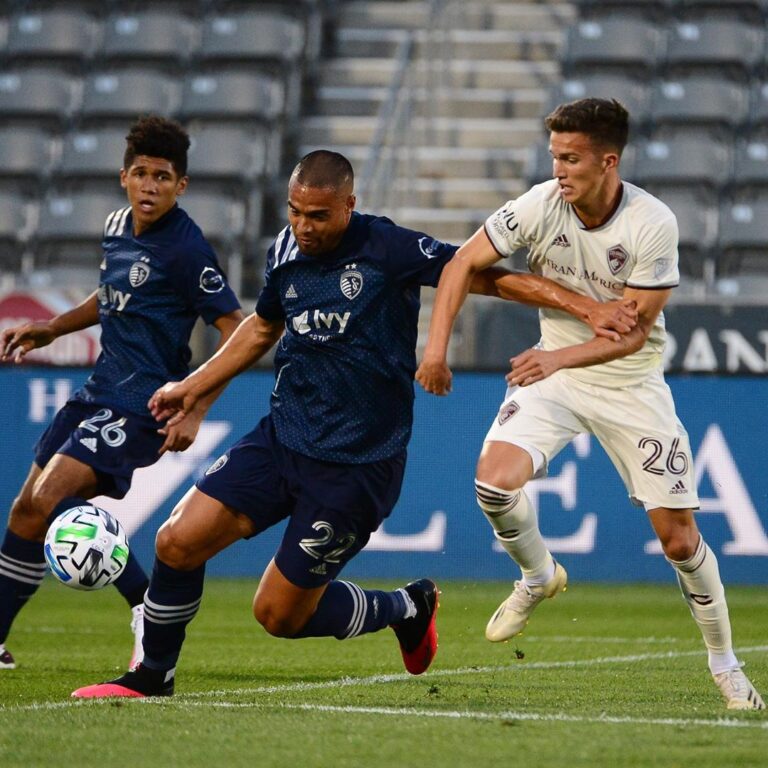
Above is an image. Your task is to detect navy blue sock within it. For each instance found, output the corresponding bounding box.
[294,581,409,640]
[141,558,205,671]
[48,496,148,607]
[0,530,47,644]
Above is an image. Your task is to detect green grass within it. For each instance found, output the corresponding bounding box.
[1,579,766,767]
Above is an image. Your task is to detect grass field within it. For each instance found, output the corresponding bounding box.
[1,578,766,767]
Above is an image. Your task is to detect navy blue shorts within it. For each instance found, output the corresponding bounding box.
[34,399,164,499]
[196,415,406,588]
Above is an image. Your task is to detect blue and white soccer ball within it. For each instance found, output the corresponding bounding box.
[44,504,130,591]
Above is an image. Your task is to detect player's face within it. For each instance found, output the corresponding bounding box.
[287,181,355,257]
[549,132,617,212]
[120,155,188,235]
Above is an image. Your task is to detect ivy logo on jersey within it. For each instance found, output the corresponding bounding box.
[340,267,363,300]
[418,237,442,259]
[607,244,629,275]
[128,262,150,288]
[205,454,229,475]
[199,267,225,294]
[498,400,520,425]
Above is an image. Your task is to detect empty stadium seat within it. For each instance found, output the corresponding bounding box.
[633,134,731,188]
[0,190,33,265]
[81,70,180,123]
[187,126,268,185]
[179,71,283,124]
[198,11,305,65]
[54,128,126,182]
[6,9,99,66]
[750,81,768,126]
[564,17,663,73]
[717,195,768,275]
[0,69,77,127]
[650,75,749,130]
[0,126,53,189]
[552,74,651,125]
[732,136,768,192]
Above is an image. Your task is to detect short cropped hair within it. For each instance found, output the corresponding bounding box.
[544,98,629,155]
[291,150,354,193]
[123,116,191,177]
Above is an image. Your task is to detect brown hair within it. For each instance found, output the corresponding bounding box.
[545,98,629,155]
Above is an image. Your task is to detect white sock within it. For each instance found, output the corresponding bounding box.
[667,536,738,675]
[475,480,554,586]
[397,588,418,619]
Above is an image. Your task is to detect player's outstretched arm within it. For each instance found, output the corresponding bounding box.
[416,226,501,396]
[149,311,283,423]
[473,267,638,341]
[157,309,245,454]
[1,291,99,363]
[507,286,671,387]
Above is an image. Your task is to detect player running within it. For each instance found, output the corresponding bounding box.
[0,116,243,671]
[72,149,636,697]
[416,98,765,711]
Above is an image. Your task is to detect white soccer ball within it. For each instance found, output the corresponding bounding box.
[44,504,130,591]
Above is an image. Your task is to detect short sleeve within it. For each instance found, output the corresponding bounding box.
[254,243,285,321]
[174,242,241,324]
[626,212,680,289]
[376,220,459,287]
[484,185,543,257]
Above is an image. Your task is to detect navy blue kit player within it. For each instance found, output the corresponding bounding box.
[72,150,636,698]
[0,116,243,672]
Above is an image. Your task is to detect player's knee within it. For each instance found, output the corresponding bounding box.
[253,596,305,638]
[155,523,199,571]
[8,492,46,539]
[661,534,698,563]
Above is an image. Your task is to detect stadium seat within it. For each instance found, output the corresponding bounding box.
[81,70,180,123]
[180,191,246,250]
[100,11,196,69]
[0,69,77,127]
[552,74,651,125]
[54,128,126,182]
[649,75,749,130]
[527,142,637,186]
[663,19,763,76]
[717,195,768,275]
[187,126,268,185]
[6,9,99,66]
[633,134,731,189]
[0,126,53,190]
[0,190,33,266]
[198,10,305,65]
[179,71,284,124]
[750,81,768,127]
[564,17,663,74]
[732,136,768,192]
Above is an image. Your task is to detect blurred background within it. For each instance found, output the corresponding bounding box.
[0,0,766,582]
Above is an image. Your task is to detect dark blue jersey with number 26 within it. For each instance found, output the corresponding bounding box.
[76,204,240,417]
[255,211,457,463]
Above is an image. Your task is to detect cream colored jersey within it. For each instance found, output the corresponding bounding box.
[485,179,679,386]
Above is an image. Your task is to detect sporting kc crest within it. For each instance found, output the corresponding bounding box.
[340,268,363,300]
[607,244,629,275]
[128,262,150,287]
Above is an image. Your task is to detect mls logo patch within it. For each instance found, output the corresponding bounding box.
[340,269,363,300]
[205,454,229,475]
[498,401,520,425]
[418,236,441,259]
[200,266,225,294]
[128,262,150,287]
[607,244,629,275]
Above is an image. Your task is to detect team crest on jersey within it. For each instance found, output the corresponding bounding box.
[205,454,229,475]
[340,267,363,300]
[498,400,520,425]
[418,236,442,259]
[199,266,225,293]
[607,244,629,275]
[128,262,150,287]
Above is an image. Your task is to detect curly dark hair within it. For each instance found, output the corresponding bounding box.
[544,98,629,155]
[123,115,191,177]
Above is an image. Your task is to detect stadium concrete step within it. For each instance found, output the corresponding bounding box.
[393,177,523,209]
[383,207,491,243]
[332,28,562,61]
[313,85,548,119]
[301,115,542,149]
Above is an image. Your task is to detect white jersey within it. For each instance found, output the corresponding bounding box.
[485,179,679,387]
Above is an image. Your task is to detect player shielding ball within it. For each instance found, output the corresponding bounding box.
[72,150,637,698]
[0,117,243,671]
[416,98,764,711]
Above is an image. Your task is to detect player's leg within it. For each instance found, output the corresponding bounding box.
[649,506,764,710]
[72,486,255,698]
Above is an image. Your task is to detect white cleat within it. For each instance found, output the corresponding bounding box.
[713,667,765,710]
[486,562,568,642]
[129,604,145,671]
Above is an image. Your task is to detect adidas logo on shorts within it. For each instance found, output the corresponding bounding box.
[669,480,687,494]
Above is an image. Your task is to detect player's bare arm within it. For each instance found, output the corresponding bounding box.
[157,309,245,454]
[149,312,283,422]
[1,291,100,363]
[507,286,671,387]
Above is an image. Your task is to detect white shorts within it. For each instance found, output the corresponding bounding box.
[484,368,699,511]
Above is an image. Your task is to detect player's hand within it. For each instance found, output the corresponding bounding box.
[157,408,204,455]
[585,299,637,341]
[415,357,453,395]
[148,380,199,423]
[506,348,562,387]
[1,322,57,363]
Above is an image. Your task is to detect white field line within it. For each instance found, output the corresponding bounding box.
[3,645,767,715]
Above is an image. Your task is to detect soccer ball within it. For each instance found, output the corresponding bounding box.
[44,504,130,590]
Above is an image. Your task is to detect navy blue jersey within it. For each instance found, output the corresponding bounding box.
[255,212,457,463]
[77,204,240,416]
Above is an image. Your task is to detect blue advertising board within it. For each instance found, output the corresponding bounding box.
[1,368,766,584]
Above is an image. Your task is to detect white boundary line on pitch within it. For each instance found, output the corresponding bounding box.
[3,645,767,714]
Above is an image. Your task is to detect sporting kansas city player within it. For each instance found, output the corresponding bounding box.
[0,116,243,671]
[72,150,636,697]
